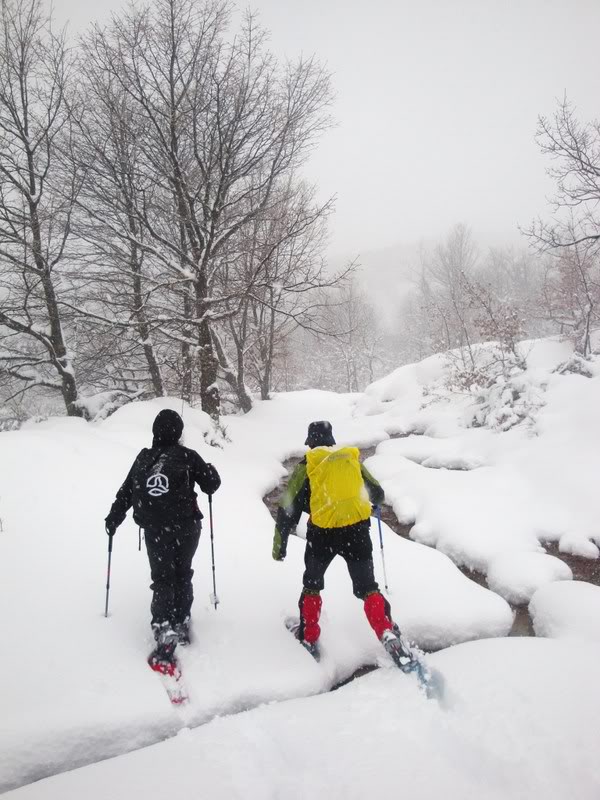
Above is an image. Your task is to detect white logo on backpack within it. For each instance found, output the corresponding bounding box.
[146,473,169,497]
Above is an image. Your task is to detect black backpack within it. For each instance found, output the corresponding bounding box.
[131,446,196,528]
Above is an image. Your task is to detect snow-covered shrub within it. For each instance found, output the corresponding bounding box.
[421,341,546,432]
[470,371,546,431]
[554,353,596,378]
[0,415,21,432]
[204,419,230,448]
[76,391,140,422]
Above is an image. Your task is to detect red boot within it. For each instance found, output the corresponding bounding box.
[363,592,394,640]
[300,591,322,645]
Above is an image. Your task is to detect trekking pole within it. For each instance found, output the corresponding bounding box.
[376,506,390,594]
[208,494,219,609]
[104,534,114,617]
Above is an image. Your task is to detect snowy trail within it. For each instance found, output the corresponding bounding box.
[0,391,511,793]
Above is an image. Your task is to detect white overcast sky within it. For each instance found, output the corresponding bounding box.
[53,0,600,261]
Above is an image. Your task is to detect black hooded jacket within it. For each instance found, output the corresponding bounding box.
[106,410,220,531]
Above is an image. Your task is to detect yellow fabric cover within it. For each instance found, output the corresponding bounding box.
[306,447,371,528]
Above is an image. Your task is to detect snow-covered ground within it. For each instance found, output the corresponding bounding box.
[1,335,599,797]
[6,638,600,800]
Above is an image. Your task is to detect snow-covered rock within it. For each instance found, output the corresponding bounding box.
[558,533,599,559]
[530,581,600,641]
[487,552,572,605]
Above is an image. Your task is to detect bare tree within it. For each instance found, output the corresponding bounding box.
[67,64,167,398]
[540,235,598,356]
[411,224,479,369]
[528,97,600,250]
[525,97,600,355]
[213,180,337,408]
[393,231,551,378]
[0,0,82,415]
[79,0,333,420]
[285,277,384,394]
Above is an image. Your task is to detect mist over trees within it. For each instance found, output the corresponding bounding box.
[1,0,598,427]
[382,97,600,377]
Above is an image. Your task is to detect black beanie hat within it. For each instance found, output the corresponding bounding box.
[152,409,184,445]
[305,420,336,448]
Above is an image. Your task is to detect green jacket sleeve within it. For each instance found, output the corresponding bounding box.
[361,464,384,506]
[272,461,309,560]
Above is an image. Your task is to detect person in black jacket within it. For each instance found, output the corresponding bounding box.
[105,409,220,665]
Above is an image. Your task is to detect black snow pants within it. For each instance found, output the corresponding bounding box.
[144,517,201,631]
[302,519,379,599]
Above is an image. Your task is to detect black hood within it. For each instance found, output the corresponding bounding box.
[152,409,184,446]
[305,420,336,448]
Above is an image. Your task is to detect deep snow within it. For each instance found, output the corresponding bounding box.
[1,335,600,797]
[6,639,600,800]
[0,391,511,793]
[530,580,600,641]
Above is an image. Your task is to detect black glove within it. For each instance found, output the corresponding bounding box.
[105,516,118,537]
[204,463,221,494]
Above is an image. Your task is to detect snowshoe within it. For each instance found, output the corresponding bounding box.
[381,627,446,702]
[174,620,191,646]
[148,640,177,675]
[285,616,321,662]
[148,638,188,705]
[148,624,179,674]
[381,628,419,674]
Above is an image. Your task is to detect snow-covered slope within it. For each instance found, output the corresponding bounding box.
[6,639,600,800]
[361,337,600,588]
[0,391,510,793]
[1,335,599,797]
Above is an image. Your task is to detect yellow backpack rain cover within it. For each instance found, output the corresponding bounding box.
[306,447,372,529]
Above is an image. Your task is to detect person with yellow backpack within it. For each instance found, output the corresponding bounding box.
[272,420,414,668]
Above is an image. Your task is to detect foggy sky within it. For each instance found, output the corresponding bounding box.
[53,0,600,261]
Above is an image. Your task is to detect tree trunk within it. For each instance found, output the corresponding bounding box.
[181,286,194,403]
[234,345,253,412]
[127,201,164,397]
[31,190,82,416]
[260,303,277,401]
[198,317,220,419]
[196,274,220,419]
[132,262,164,397]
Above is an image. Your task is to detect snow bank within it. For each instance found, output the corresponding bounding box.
[530,581,600,641]
[558,533,600,559]
[487,552,572,605]
[369,522,512,648]
[7,638,600,800]
[362,338,600,578]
